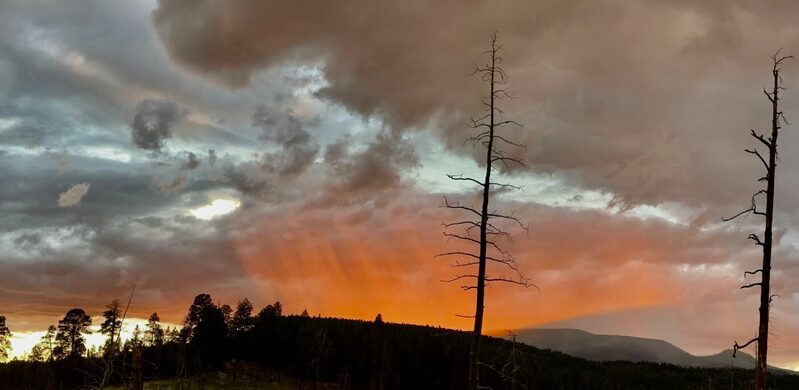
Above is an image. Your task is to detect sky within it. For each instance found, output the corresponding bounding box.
[3,0,799,369]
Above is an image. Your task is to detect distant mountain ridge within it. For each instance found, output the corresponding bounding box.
[498,328,791,373]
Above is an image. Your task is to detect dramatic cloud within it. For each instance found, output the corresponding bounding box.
[57,183,91,207]
[251,105,318,177]
[130,98,188,151]
[151,0,799,211]
[323,131,420,201]
[5,0,799,369]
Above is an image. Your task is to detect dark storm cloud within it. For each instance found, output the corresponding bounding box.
[151,0,799,213]
[251,105,318,177]
[130,99,188,151]
[323,131,420,200]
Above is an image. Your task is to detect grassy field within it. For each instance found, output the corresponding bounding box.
[107,377,340,389]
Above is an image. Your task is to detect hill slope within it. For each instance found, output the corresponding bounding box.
[504,328,787,371]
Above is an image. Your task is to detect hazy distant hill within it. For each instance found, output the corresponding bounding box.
[504,328,792,373]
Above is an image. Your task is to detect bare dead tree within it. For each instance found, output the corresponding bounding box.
[439,32,532,390]
[726,50,792,390]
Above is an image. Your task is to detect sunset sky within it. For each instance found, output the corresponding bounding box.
[4,0,799,368]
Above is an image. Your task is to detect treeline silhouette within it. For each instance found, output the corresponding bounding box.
[1,293,799,389]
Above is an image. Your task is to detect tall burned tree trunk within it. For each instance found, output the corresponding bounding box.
[468,37,497,390]
[439,32,531,390]
[729,51,791,390]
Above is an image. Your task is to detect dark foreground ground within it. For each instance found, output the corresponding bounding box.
[2,315,798,389]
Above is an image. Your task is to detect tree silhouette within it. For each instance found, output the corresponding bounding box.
[37,325,57,361]
[165,326,180,343]
[129,324,144,349]
[99,287,135,389]
[230,298,255,335]
[30,325,57,362]
[192,302,227,369]
[100,299,123,357]
[29,343,46,362]
[146,312,165,347]
[260,301,283,319]
[56,308,92,358]
[439,32,532,390]
[220,304,233,326]
[0,315,11,362]
[726,50,792,390]
[184,293,213,341]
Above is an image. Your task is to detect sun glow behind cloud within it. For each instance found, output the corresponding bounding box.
[190,199,241,220]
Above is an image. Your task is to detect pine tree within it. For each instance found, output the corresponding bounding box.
[146,312,165,347]
[56,308,92,358]
[0,315,11,362]
[99,299,122,357]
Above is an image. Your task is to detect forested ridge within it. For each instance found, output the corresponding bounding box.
[1,294,799,389]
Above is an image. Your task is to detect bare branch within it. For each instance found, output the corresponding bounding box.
[437,251,517,266]
[443,232,481,245]
[437,251,481,260]
[745,148,770,171]
[447,174,485,187]
[778,111,791,126]
[733,337,758,357]
[442,274,478,282]
[748,234,764,246]
[487,212,528,230]
[491,156,526,168]
[741,282,762,289]
[492,134,527,150]
[442,196,482,217]
[443,220,481,230]
[490,182,523,191]
[764,89,775,103]
[751,129,772,148]
[722,207,754,222]
[465,131,491,145]
[772,49,793,70]
[485,276,540,293]
[744,269,763,278]
[722,189,767,221]
[450,261,480,268]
